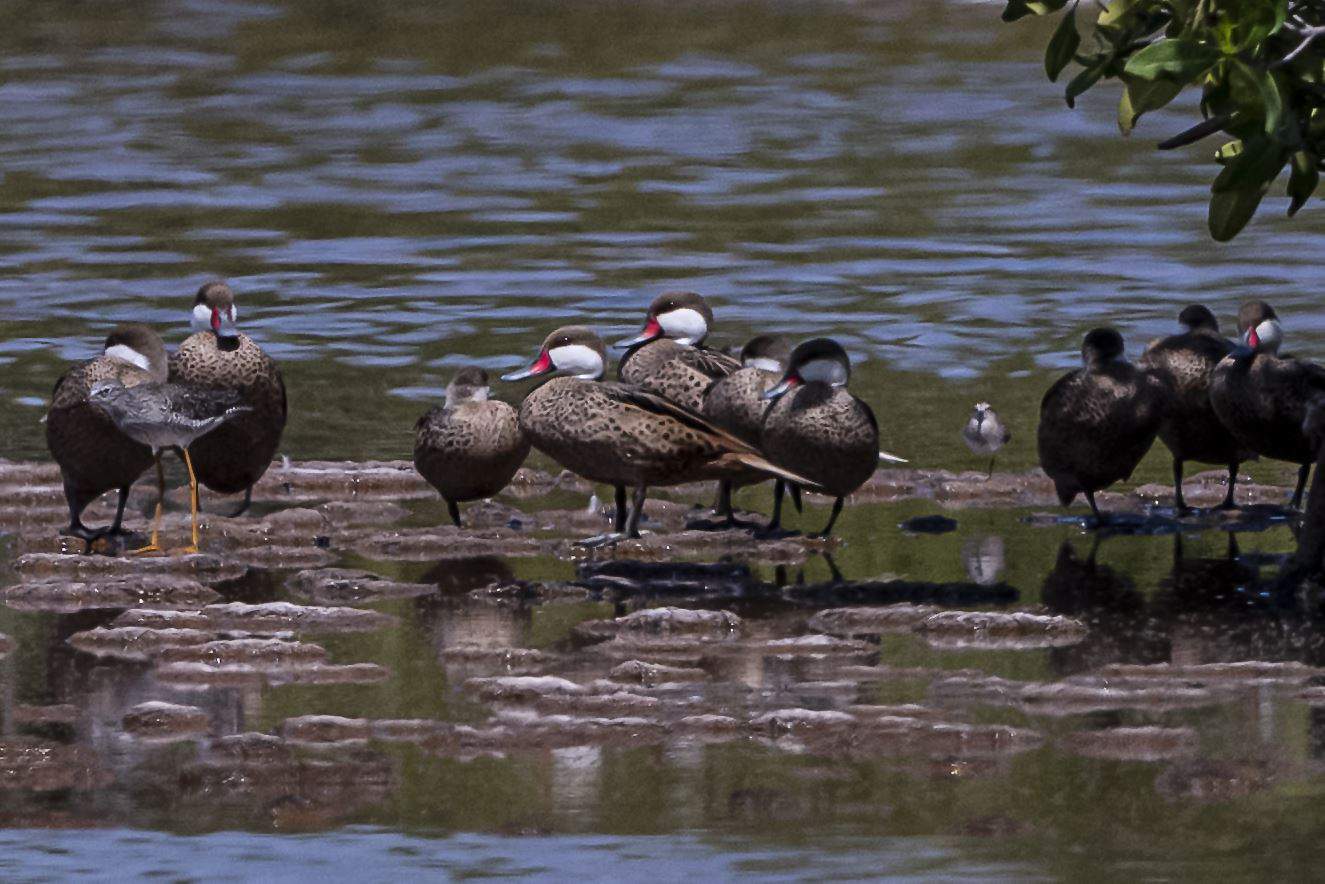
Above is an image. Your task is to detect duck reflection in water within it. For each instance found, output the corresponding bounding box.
[961,534,1006,587]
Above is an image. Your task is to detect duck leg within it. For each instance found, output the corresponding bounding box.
[1085,490,1103,527]
[577,485,632,547]
[1172,458,1189,513]
[986,456,995,480]
[624,483,648,539]
[613,484,627,533]
[1292,463,1312,509]
[59,481,103,549]
[446,498,462,528]
[227,486,253,518]
[131,455,166,556]
[815,496,845,539]
[1218,461,1239,510]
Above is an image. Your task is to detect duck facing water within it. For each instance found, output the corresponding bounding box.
[1037,328,1168,522]
[169,281,287,516]
[503,326,806,543]
[414,367,530,527]
[47,324,166,546]
[1141,304,1248,511]
[1209,301,1325,508]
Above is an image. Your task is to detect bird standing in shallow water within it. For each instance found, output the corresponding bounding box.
[1209,301,1325,509]
[1141,304,1247,512]
[414,367,530,527]
[169,281,287,517]
[88,362,251,555]
[1037,328,1168,523]
[760,339,897,538]
[962,402,1010,478]
[502,326,808,544]
[47,324,165,548]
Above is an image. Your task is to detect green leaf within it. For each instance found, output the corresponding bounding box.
[1117,74,1184,134]
[1227,60,1283,135]
[1209,185,1269,241]
[1002,0,1068,22]
[1288,150,1318,216]
[1045,2,1080,82]
[1065,59,1107,108]
[1212,135,1286,193]
[1124,38,1221,82]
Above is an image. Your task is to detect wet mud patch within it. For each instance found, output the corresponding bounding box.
[285,568,436,606]
[2,575,222,613]
[122,701,212,741]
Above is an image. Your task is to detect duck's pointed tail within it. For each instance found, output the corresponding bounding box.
[732,451,817,489]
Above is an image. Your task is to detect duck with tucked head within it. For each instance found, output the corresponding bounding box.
[85,331,251,555]
[47,324,167,548]
[502,326,807,543]
[1141,304,1249,512]
[699,334,792,527]
[1209,300,1325,508]
[615,291,741,412]
[760,339,901,537]
[414,366,530,527]
[169,281,287,516]
[1037,328,1169,523]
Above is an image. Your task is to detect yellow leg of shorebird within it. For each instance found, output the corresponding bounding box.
[179,447,201,554]
[131,455,166,556]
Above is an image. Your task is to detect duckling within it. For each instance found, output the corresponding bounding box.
[700,334,791,527]
[1037,328,1168,522]
[1141,304,1248,512]
[169,281,287,516]
[759,339,891,538]
[46,324,165,547]
[615,291,740,411]
[962,403,1010,478]
[414,367,531,527]
[1209,301,1325,508]
[502,326,807,543]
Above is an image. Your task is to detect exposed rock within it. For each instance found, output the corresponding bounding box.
[68,626,213,661]
[2,576,221,614]
[917,611,1088,650]
[252,459,432,500]
[437,645,553,672]
[807,604,940,636]
[286,568,436,606]
[465,676,588,701]
[11,705,79,726]
[15,552,245,583]
[0,740,112,791]
[573,607,742,643]
[1101,661,1323,685]
[155,661,390,688]
[608,660,708,685]
[468,581,593,603]
[200,602,396,634]
[231,545,337,570]
[156,639,329,668]
[759,635,874,658]
[122,701,210,740]
[349,527,551,561]
[752,708,857,732]
[282,715,372,744]
[112,609,212,630]
[1063,726,1198,762]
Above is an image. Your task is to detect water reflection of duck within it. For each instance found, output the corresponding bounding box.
[1037,328,1168,522]
[1210,301,1325,509]
[760,339,891,538]
[414,367,530,527]
[615,291,740,412]
[502,326,807,542]
[700,334,791,528]
[47,324,165,546]
[169,282,287,516]
[1141,305,1247,512]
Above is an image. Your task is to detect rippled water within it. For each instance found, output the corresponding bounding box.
[3,0,1325,879]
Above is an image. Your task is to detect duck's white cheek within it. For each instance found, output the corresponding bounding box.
[105,345,151,372]
[658,308,708,343]
[798,358,847,386]
[1257,319,1283,353]
[549,344,603,379]
[746,357,783,373]
[191,303,212,333]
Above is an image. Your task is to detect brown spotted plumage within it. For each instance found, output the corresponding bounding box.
[760,338,882,537]
[1210,301,1325,508]
[503,326,808,541]
[1141,304,1248,510]
[616,291,740,411]
[1037,328,1168,520]
[46,324,166,543]
[414,367,530,527]
[168,282,287,511]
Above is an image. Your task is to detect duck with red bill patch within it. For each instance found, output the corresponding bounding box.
[614,291,740,412]
[169,281,287,517]
[1210,300,1325,509]
[502,325,811,545]
[759,338,905,538]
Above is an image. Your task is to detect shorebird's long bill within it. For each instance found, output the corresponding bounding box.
[501,349,553,382]
[614,316,662,349]
[762,375,800,400]
[878,451,908,464]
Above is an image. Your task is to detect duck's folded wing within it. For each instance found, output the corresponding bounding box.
[680,347,741,378]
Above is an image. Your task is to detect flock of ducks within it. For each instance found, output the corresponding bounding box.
[1039,300,1325,522]
[41,285,1325,557]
